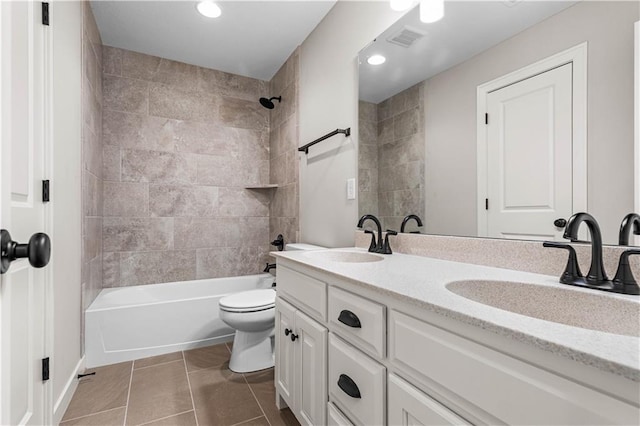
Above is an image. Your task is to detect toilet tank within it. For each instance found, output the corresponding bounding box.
[285,243,325,251]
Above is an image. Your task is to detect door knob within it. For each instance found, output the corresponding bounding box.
[554,218,567,228]
[1,229,51,274]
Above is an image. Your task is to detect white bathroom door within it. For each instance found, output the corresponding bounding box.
[0,1,50,424]
[485,63,573,240]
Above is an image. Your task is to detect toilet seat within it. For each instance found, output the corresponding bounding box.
[219,289,276,313]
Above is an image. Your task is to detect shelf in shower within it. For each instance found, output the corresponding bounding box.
[245,184,279,190]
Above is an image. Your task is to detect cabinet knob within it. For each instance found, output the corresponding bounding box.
[337,374,361,399]
[290,333,299,342]
[284,328,291,336]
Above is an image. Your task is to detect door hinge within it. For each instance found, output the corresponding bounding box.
[42,3,49,25]
[42,180,50,202]
[485,198,489,210]
[42,357,50,381]
[485,113,488,125]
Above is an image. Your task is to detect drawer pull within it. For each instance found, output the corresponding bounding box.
[338,374,361,399]
[338,310,362,328]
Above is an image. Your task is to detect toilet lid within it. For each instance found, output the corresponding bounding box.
[219,289,276,312]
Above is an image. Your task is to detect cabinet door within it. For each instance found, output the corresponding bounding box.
[275,297,296,409]
[295,310,328,426]
[388,374,469,426]
[328,402,354,426]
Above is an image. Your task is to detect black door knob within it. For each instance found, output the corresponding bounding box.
[554,218,567,228]
[1,229,51,274]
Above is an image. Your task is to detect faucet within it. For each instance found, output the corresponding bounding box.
[563,212,608,285]
[400,215,423,233]
[618,213,640,246]
[357,214,383,253]
[263,263,276,273]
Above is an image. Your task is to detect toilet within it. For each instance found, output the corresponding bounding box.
[219,242,324,373]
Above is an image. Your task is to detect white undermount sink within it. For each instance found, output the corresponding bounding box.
[446,280,640,337]
[303,250,384,263]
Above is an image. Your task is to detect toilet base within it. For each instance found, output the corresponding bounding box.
[228,328,275,373]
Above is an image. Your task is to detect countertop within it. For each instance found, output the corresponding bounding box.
[272,248,640,382]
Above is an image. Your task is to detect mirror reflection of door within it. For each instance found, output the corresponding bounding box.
[484,63,573,241]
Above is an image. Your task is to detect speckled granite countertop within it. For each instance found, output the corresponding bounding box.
[272,248,640,382]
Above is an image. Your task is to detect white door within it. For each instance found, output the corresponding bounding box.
[294,310,326,426]
[0,1,50,425]
[485,63,573,240]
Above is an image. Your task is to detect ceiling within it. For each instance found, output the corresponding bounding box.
[91,1,336,81]
[359,1,579,103]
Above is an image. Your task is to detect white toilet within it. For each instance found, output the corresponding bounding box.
[219,242,324,373]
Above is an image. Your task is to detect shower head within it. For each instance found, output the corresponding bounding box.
[259,96,281,109]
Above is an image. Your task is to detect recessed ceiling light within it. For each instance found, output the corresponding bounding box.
[367,55,386,65]
[197,0,222,18]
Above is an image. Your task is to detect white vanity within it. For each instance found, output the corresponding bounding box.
[272,248,640,425]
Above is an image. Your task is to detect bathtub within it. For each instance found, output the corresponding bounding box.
[85,274,275,368]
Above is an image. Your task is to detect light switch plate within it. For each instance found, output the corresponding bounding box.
[347,178,356,200]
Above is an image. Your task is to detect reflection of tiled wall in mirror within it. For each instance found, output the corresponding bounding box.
[358,83,425,232]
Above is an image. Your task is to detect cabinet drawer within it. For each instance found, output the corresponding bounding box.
[328,334,385,426]
[327,402,354,426]
[389,310,638,425]
[277,266,327,321]
[388,374,469,426]
[328,286,385,358]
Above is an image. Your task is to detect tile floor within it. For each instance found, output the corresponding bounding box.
[61,342,299,426]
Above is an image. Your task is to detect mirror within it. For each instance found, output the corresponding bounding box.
[358,1,639,246]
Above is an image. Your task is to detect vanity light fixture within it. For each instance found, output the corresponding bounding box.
[367,54,386,65]
[196,0,222,18]
[390,0,415,12]
[420,0,444,23]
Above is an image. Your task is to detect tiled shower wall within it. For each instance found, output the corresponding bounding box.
[358,83,425,231]
[268,49,300,245]
[101,47,271,287]
[81,2,103,314]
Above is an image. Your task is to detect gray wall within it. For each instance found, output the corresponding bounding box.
[424,1,639,243]
[101,47,272,286]
[299,1,406,247]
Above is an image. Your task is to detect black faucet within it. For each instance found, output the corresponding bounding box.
[401,215,423,233]
[381,230,398,254]
[357,214,383,253]
[563,212,608,285]
[263,263,276,273]
[270,234,284,251]
[618,213,640,246]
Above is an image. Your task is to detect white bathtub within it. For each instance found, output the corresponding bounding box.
[85,274,275,368]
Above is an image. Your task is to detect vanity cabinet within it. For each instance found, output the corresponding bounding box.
[275,262,640,426]
[275,291,327,425]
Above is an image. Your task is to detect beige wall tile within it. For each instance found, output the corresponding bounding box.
[103,145,121,182]
[103,217,173,252]
[219,97,269,130]
[120,250,196,286]
[103,181,149,217]
[122,150,197,184]
[103,110,175,152]
[149,83,218,122]
[103,75,149,114]
[102,46,122,76]
[218,188,270,217]
[149,184,219,217]
[103,252,120,288]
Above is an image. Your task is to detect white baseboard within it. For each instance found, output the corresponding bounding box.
[53,356,85,425]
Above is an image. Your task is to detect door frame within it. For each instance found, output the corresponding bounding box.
[635,21,639,225]
[476,42,588,237]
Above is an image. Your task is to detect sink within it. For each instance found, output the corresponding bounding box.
[446,280,640,337]
[304,250,384,263]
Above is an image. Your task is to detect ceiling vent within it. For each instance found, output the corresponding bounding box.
[386,26,427,48]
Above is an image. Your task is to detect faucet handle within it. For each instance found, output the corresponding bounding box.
[381,230,398,255]
[612,249,640,295]
[543,241,583,284]
[364,230,377,253]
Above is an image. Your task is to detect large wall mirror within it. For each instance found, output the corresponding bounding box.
[357,0,639,246]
